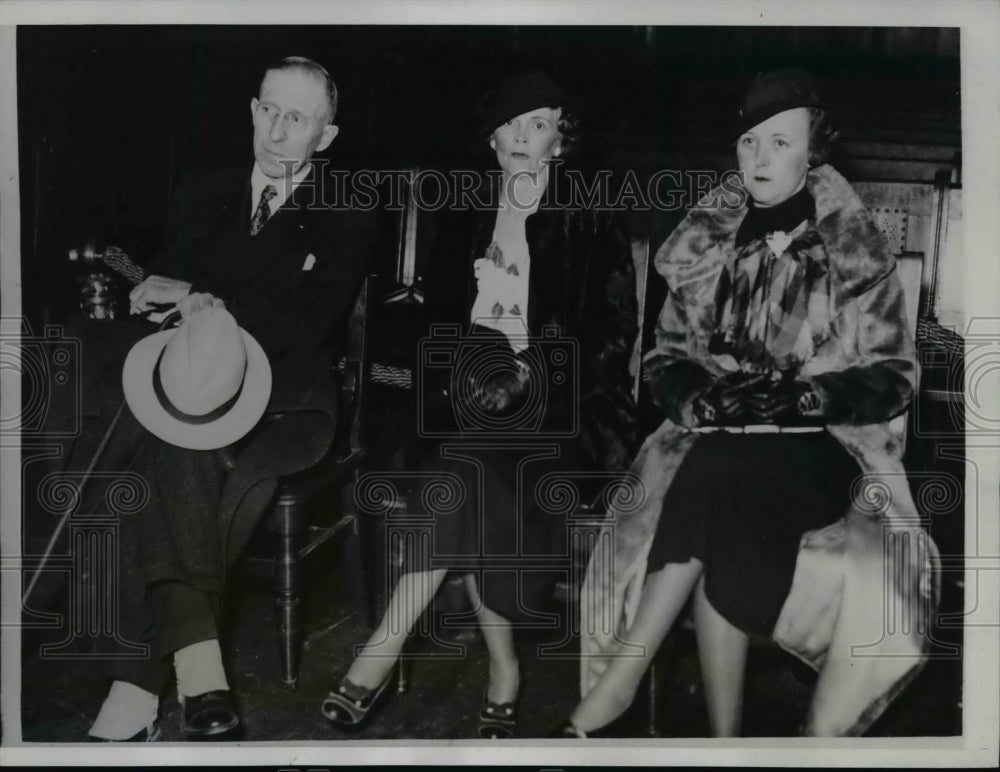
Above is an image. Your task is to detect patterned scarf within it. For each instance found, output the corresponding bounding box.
[470,240,531,352]
[710,188,831,373]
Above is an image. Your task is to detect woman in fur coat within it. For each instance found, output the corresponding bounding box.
[322,71,639,738]
[564,69,938,738]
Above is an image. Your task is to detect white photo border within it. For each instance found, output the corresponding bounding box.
[1,0,997,767]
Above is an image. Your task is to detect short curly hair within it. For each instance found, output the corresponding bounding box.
[806,107,839,166]
[488,105,580,158]
[555,108,580,157]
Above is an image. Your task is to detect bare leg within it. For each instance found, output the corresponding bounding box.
[569,558,704,733]
[464,573,519,704]
[693,576,748,737]
[345,568,448,689]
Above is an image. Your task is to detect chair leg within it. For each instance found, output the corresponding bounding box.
[386,524,411,696]
[345,476,379,629]
[396,649,411,695]
[645,662,661,737]
[344,519,368,622]
[271,499,303,690]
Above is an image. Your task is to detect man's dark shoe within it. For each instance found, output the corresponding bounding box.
[181,690,241,739]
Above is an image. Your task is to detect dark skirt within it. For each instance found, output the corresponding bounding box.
[401,439,587,623]
[400,323,589,622]
[645,431,860,637]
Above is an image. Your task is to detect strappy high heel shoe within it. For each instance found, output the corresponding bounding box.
[321,666,395,729]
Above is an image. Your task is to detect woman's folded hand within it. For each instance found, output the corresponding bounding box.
[693,371,770,425]
[473,362,532,415]
[743,373,822,423]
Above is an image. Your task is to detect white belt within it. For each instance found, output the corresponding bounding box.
[691,424,825,434]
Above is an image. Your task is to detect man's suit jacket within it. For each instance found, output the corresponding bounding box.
[149,162,378,414]
[52,161,381,607]
[134,162,380,574]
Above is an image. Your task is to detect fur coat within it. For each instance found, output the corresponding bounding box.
[420,177,640,473]
[579,164,940,736]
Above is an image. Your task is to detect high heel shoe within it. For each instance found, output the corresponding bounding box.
[322,666,395,729]
[552,720,619,739]
[553,721,588,738]
[552,709,642,739]
[478,689,520,739]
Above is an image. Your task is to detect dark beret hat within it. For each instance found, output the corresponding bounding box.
[735,68,827,138]
[478,70,575,135]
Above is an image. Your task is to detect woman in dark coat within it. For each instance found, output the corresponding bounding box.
[322,71,639,737]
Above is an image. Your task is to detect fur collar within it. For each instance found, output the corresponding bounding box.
[655,164,895,311]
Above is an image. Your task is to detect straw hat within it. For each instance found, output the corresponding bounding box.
[122,307,272,450]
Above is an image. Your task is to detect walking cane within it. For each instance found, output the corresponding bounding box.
[21,400,128,606]
[21,307,179,607]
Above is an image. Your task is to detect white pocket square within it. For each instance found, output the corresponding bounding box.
[302,254,316,271]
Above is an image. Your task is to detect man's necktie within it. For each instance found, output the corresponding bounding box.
[250,185,278,236]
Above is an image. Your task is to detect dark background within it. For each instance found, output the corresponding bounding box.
[15,25,966,741]
[17,25,960,328]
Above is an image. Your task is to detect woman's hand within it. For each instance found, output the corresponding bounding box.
[743,374,822,423]
[693,371,770,425]
[473,361,531,415]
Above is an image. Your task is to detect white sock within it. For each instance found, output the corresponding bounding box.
[88,680,159,740]
[173,638,230,699]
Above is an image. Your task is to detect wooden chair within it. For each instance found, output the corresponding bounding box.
[244,274,378,689]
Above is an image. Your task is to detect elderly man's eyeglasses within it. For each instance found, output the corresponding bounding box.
[255,102,311,130]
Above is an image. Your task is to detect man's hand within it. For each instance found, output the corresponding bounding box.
[177,292,226,319]
[129,275,192,315]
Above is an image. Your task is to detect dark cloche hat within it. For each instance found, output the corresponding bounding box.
[735,68,827,137]
[478,70,574,135]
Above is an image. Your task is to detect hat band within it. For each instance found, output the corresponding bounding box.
[152,347,248,425]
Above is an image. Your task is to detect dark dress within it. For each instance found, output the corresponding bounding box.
[403,189,640,622]
[646,431,860,636]
[644,188,864,637]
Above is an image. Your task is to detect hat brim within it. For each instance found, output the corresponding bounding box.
[122,326,272,451]
[478,98,579,137]
[733,98,827,141]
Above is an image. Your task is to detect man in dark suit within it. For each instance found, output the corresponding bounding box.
[87,56,375,741]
